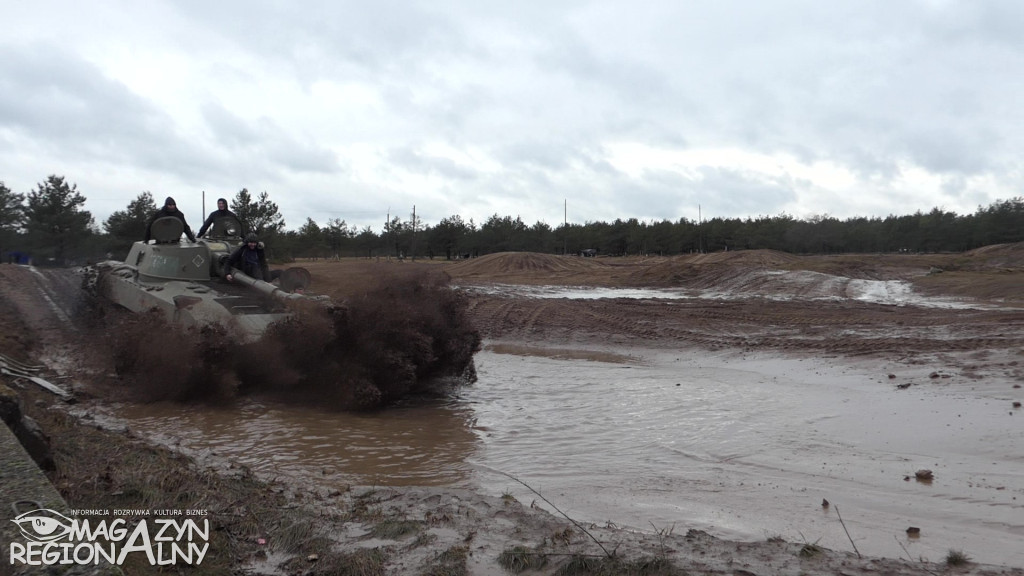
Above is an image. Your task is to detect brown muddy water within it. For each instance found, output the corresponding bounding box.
[85,347,1023,567]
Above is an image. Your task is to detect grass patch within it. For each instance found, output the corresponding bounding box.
[499,545,688,576]
[946,549,971,566]
[275,519,318,552]
[798,542,823,558]
[498,545,548,573]
[422,544,469,576]
[557,555,604,575]
[556,555,685,576]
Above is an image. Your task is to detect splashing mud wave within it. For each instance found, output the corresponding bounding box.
[98,269,481,409]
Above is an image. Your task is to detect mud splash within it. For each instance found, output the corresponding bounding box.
[96,269,481,409]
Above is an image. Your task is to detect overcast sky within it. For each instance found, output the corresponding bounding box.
[2,1,1022,232]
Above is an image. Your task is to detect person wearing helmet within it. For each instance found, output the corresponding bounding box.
[197,197,241,238]
[144,196,197,243]
[225,233,271,282]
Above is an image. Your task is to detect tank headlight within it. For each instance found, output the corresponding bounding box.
[227,226,237,235]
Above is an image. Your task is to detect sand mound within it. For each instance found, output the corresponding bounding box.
[636,249,801,286]
[447,252,604,278]
[683,249,801,266]
[965,241,1024,268]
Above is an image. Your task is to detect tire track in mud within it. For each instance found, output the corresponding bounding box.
[0,265,86,372]
[0,267,72,336]
[26,267,79,329]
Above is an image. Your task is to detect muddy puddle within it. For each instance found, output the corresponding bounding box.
[470,348,1023,567]
[88,398,482,486]
[85,346,1023,567]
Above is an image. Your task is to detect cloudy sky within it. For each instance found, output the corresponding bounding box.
[2,1,1022,232]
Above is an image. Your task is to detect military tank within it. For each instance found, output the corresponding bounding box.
[86,215,315,341]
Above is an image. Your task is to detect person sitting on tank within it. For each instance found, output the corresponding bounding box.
[144,196,197,243]
[196,197,241,238]
[225,233,271,282]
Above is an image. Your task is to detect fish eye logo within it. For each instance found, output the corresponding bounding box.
[10,509,73,543]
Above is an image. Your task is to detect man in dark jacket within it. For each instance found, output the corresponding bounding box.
[225,233,271,282]
[196,197,241,238]
[144,196,197,243]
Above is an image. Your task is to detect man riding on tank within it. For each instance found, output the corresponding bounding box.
[145,197,196,243]
[197,197,241,238]
[225,233,271,282]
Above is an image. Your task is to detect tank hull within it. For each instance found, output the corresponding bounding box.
[96,260,291,339]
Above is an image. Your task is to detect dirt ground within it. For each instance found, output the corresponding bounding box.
[1,245,1023,575]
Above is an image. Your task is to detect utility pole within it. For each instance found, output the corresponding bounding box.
[698,204,703,254]
[411,204,417,261]
[563,199,567,256]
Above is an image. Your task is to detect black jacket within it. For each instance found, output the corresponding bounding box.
[145,207,196,242]
[226,244,270,281]
[197,208,241,237]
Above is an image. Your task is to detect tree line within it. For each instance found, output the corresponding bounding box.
[2,175,1023,265]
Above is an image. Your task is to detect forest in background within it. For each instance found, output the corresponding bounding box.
[2,175,1023,265]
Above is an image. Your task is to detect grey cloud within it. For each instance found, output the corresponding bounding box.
[201,102,260,146]
[0,43,159,139]
[172,0,469,80]
[5,1,1023,230]
[689,166,797,216]
[387,145,479,180]
[494,140,580,171]
[199,102,341,177]
[0,42,216,179]
[589,165,798,224]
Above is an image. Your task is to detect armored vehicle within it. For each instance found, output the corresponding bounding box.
[87,215,312,340]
